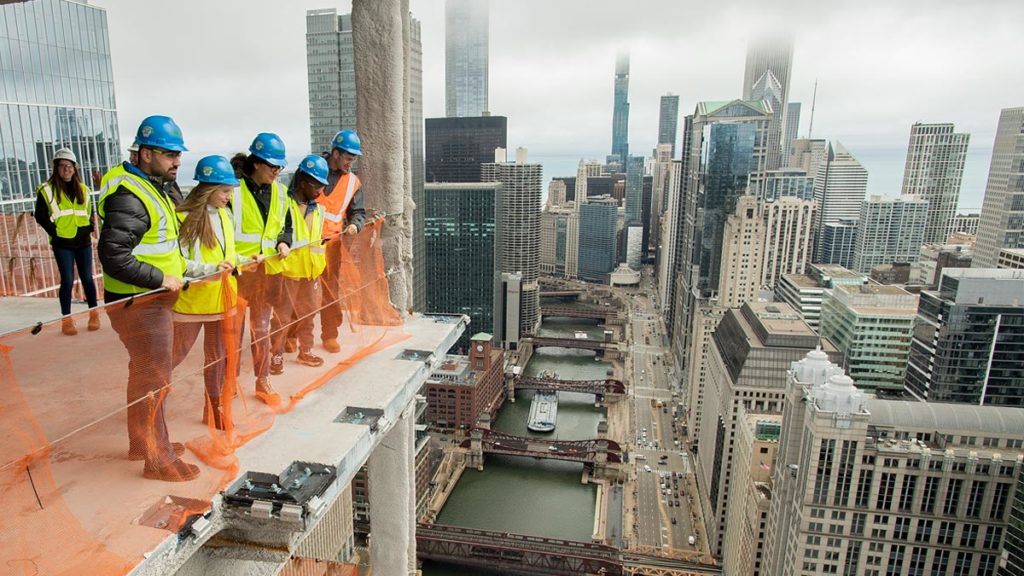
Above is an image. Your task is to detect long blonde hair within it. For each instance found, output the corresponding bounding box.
[178,183,227,251]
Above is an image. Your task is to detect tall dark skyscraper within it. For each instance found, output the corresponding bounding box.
[425,116,507,183]
[658,94,680,157]
[610,52,630,166]
[445,0,489,117]
[424,182,499,351]
[578,196,619,283]
[410,19,426,312]
[306,9,356,154]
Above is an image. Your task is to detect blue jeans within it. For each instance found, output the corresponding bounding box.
[52,246,98,315]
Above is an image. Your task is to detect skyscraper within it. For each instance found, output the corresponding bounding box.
[905,268,1024,406]
[668,100,770,368]
[539,205,574,277]
[624,155,644,225]
[812,142,868,261]
[577,196,619,282]
[483,149,542,337]
[410,19,426,312]
[306,9,356,154]
[610,52,630,166]
[900,122,970,245]
[975,107,1024,267]
[782,101,801,162]
[0,0,121,205]
[819,218,858,269]
[818,283,918,395]
[424,183,499,351]
[658,94,680,157]
[765,348,1023,576]
[425,116,507,182]
[762,168,814,201]
[851,195,929,273]
[743,36,793,171]
[717,195,764,308]
[760,197,815,290]
[445,0,489,117]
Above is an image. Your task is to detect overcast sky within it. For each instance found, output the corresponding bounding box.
[91,0,1023,210]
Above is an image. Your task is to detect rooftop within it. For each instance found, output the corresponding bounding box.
[866,400,1024,438]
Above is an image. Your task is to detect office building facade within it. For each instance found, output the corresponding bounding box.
[761,196,815,290]
[765,348,1023,576]
[762,168,814,202]
[577,196,618,283]
[819,283,918,396]
[975,107,1024,267]
[852,195,929,273]
[819,218,858,269]
[425,115,507,183]
[696,302,841,557]
[424,183,499,351]
[905,268,1024,406]
[410,19,425,311]
[782,101,801,163]
[901,122,970,245]
[669,100,770,374]
[658,94,680,157]
[306,9,356,154]
[444,0,489,117]
[718,195,764,308]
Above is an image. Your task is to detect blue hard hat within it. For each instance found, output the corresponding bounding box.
[296,154,329,185]
[249,132,287,167]
[331,129,362,156]
[194,155,240,185]
[135,115,187,152]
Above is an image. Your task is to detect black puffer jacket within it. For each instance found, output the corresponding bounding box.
[98,172,184,301]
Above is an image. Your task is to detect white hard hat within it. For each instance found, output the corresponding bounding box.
[128,142,139,153]
[53,148,77,165]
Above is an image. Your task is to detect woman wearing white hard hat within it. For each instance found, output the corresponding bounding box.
[33,147,100,334]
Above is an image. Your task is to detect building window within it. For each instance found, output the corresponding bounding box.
[931,549,950,575]
[952,552,973,576]
[856,469,874,508]
[877,473,896,510]
[886,544,905,576]
[915,519,932,543]
[983,525,1002,550]
[966,481,986,518]
[898,475,917,512]
[942,478,963,516]
[937,521,955,545]
[960,523,979,547]
[852,513,866,536]
[920,476,940,514]
[907,547,927,576]
[893,517,910,540]
[990,482,1011,519]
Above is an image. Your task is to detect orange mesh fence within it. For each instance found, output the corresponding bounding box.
[0,218,406,576]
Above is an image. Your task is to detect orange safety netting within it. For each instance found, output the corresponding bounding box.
[0,218,406,576]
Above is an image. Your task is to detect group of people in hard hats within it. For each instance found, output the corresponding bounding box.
[34,115,365,482]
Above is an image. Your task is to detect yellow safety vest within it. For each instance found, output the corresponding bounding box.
[97,167,186,294]
[173,207,238,316]
[265,198,325,280]
[37,181,91,239]
[232,179,289,258]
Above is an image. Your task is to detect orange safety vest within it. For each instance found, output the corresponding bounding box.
[320,171,361,239]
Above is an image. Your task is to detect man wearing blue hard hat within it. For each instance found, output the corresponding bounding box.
[314,129,366,353]
[97,115,199,482]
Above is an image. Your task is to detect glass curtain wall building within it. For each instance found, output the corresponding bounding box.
[1,0,120,208]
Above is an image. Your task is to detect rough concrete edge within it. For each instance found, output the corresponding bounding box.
[128,316,466,576]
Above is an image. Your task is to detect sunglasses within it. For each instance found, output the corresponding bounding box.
[256,158,282,172]
[146,147,182,160]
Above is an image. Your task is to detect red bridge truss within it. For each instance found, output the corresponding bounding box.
[460,428,623,464]
[513,375,625,395]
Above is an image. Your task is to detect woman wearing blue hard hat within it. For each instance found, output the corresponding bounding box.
[267,155,330,376]
[230,133,293,405]
[171,156,249,430]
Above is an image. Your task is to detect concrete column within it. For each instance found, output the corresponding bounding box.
[352,0,412,315]
[368,407,417,575]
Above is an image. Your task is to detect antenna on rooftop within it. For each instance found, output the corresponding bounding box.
[807,79,818,139]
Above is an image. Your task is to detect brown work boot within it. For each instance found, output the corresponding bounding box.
[255,377,281,406]
[87,309,101,331]
[143,458,200,482]
[61,317,77,335]
[270,353,284,375]
[297,349,324,367]
[284,337,298,353]
[322,338,341,353]
[128,442,185,461]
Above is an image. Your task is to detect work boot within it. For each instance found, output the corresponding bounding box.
[255,377,280,406]
[87,309,101,331]
[284,337,298,353]
[128,442,185,461]
[322,338,341,353]
[297,349,324,367]
[143,458,200,482]
[61,317,77,336]
[270,353,284,375]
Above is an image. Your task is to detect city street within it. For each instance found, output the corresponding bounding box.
[619,267,700,552]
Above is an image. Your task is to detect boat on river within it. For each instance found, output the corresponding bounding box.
[527,392,558,432]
